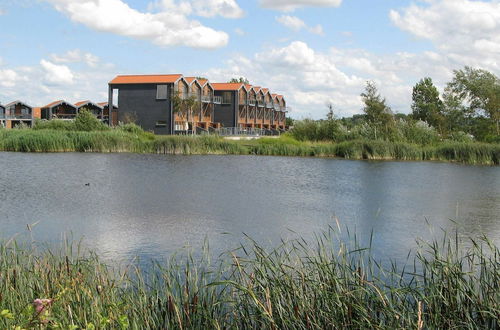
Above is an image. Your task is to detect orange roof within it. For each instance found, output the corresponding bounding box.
[184,77,196,84]
[109,74,183,85]
[211,83,246,91]
[74,100,90,107]
[42,100,64,108]
[262,88,269,93]
[197,78,208,86]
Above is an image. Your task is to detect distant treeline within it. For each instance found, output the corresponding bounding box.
[290,66,500,144]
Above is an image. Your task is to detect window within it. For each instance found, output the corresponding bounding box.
[156,85,168,100]
[222,92,232,104]
[155,120,167,128]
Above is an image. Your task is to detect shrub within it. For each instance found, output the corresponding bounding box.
[74,110,109,131]
[33,119,76,131]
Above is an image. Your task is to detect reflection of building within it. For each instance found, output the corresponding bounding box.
[1,101,34,128]
[108,74,289,135]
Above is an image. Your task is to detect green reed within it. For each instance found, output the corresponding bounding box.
[1,129,499,164]
[0,227,498,329]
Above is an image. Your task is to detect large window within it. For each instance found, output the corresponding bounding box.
[156,85,168,100]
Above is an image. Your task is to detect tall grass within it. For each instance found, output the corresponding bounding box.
[0,229,498,329]
[1,129,499,164]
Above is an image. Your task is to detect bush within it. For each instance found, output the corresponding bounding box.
[33,119,76,131]
[74,110,109,132]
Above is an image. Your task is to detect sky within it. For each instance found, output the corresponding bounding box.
[0,0,499,118]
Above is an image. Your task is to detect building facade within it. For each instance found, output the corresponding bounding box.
[106,74,288,135]
[2,101,34,128]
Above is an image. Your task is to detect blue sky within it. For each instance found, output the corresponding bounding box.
[1,0,499,118]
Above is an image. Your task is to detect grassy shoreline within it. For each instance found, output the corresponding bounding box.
[1,129,499,165]
[0,229,498,329]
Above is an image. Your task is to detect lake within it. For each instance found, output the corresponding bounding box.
[1,152,499,265]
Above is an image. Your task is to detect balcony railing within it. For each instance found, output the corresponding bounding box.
[274,104,280,111]
[4,113,33,119]
[201,95,211,103]
[248,99,256,106]
[266,102,273,108]
[257,100,265,107]
[213,96,223,104]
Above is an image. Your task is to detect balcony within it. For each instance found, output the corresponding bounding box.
[248,99,256,106]
[257,100,265,108]
[201,95,211,103]
[274,104,280,111]
[5,112,32,120]
[213,96,223,104]
[266,102,273,108]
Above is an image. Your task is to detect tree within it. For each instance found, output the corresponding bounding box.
[229,77,250,84]
[445,66,500,135]
[360,81,393,124]
[74,108,107,131]
[411,77,445,131]
[326,103,335,121]
[360,81,395,140]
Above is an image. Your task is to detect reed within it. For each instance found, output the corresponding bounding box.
[1,129,499,164]
[0,228,498,329]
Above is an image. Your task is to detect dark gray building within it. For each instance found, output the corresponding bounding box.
[108,74,183,134]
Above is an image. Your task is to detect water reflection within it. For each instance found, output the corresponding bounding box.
[0,152,498,265]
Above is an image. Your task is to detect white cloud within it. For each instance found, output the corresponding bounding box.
[206,37,481,118]
[234,28,245,36]
[0,69,25,88]
[276,15,325,35]
[276,15,306,31]
[50,49,99,67]
[44,0,229,49]
[0,51,116,106]
[152,0,244,18]
[390,0,500,73]
[40,59,74,85]
[261,0,342,11]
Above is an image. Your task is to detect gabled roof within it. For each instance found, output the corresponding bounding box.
[74,100,103,110]
[211,83,247,91]
[0,103,5,109]
[98,102,118,109]
[41,100,76,109]
[6,100,33,109]
[183,77,203,90]
[197,78,208,86]
[252,86,262,93]
[109,74,183,85]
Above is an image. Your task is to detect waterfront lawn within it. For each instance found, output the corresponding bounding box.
[0,230,498,329]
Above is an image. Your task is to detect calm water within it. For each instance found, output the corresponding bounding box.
[0,152,499,265]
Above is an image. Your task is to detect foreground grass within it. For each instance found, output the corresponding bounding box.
[0,129,499,165]
[0,229,498,329]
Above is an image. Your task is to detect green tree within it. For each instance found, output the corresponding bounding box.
[360,81,394,139]
[411,77,445,132]
[445,66,500,136]
[74,108,107,131]
[229,77,250,84]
